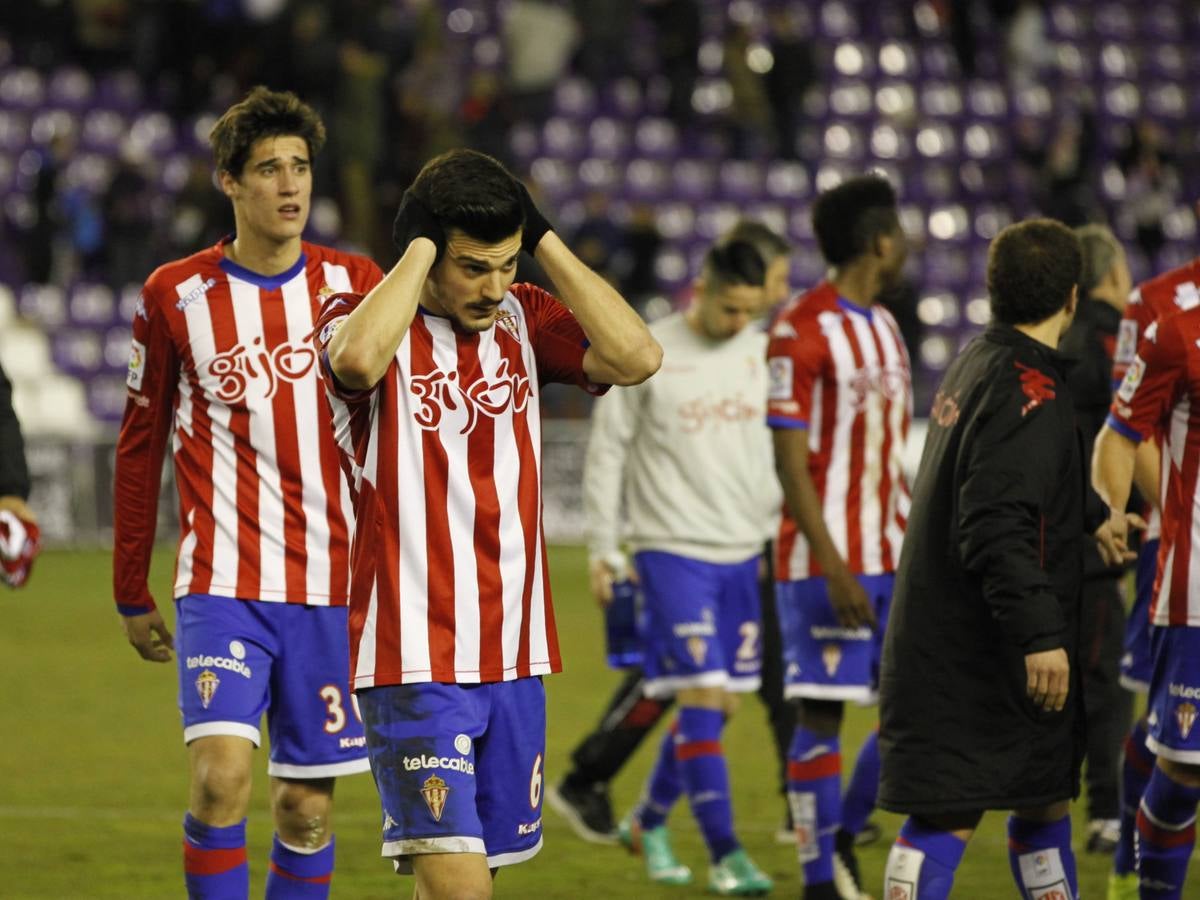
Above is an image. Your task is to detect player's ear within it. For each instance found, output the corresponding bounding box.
[217,168,239,199]
[1065,284,1079,317]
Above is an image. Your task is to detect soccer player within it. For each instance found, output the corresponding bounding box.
[581,237,779,894]
[546,220,793,846]
[1060,225,1135,854]
[878,219,1132,899]
[312,149,661,900]
[1094,260,1200,900]
[0,359,39,587]
[112,87,383,900]
[767,174,910,900]
[1102,250,1199,899]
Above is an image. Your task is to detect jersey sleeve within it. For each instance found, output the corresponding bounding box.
[765,314,824,430]
[510,283,608,395]
[112,283,180,615]
[312,292,374,404]
[1107,317,1188,444]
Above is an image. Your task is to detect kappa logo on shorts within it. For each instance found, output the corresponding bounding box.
[195,670,220,709]
[1176,701,1197,740]
[516,817,541,836]
[421,774,450,822]
[382,812,398,833]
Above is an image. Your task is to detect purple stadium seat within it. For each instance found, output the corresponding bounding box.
[875,82,917,120]
[68,283,116,328]
[87,374,128,423]
[819,1,860,39]
[623,158,670,201]
[1146,83,1186,120]
[1103,82,1141,120]
[0,110,28,153]
[587,117,630,159]
[554,77,596,119]
[652,245,690,290]
[764,161,811,201]
[52,329,104,376]
[18,284,67,329]
[671,158,717,201]
[823,122,866,161]
[632,117,679,159]
[541,116,585,159]
[0,68,46,111]
[916,291,962,329]
[94,70,143,112]
[966,81,1007,119]
[1047,4,1086,41]
[877,41,919,79]
[833,42,875,79]
[915,124,958,160]
[529,156,577,201]
[787,204,816,243]
[31,109,77,146]
[127,111,177,156]
[508,122,540,163]
[47,67,95,109]
[600,78,646,118]
[829,80,874,119]
[654,202,697,242]
[80,108,126,153]
[693,202,741,240]
[1094,3,1136,40]
[920,82,964,120]
[577,157,620,193]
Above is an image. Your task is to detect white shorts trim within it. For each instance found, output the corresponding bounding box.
[268,757,371,779]
[643,671,728,698]
[785,683,878,704]
[487,836,544,868]
[1119,674,1149,694]
[386,836,487,874]
[183,721,261,747]
[726,676,762,694]
[1146,736,1200,765]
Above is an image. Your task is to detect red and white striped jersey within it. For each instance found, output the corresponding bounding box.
[313,283,603,688]
[1108,306,1200,626]
[113,238,384,613]
[766,283,911,580]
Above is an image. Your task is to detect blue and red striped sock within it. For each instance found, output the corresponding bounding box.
[884,818,967,900]
[1136,766,1200,899]
[637,719,683,830]
[676,706,739,862]
[1114,718,1155,876]
[787,727,841,888]
[1007,814,1078,899]
[182,814,248,900]
[265,835,334,899]
[842,727,879,837]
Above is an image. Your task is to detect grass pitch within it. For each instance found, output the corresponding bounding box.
[1,547,1192,898]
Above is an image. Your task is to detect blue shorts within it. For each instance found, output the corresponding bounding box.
[358,678,546,872]
[175,594,369,778]
[1145,625,1200,764]
[635,551,763,699]
[776,574,893,703]
[1120,538,1159,692]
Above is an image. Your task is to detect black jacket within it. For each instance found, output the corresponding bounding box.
[878,325,1104,815]
[0,362,29,499]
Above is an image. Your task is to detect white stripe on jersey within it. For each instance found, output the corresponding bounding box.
[322,262,353,294]
[280,274,331,602]
[395,342,431,682]
[517,308,551,673]
[847,312,884,574]
[357,579,379,687]
[820,320,856,566]
[876,313,910,553]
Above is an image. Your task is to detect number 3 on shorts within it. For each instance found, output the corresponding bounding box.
[529,753,543,809]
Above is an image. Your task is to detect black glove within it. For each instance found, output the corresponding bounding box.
[516,180,553,256]
[392,190,445,261]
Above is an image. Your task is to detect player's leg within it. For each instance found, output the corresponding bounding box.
[754,541,797,840]
[883,811,980,900]
[1136,624,1200,900]
[357,681,493,900]
[176,595,272,900]
[548,666,674,843]
[262,603,371,899]
[1007,800,1078,899]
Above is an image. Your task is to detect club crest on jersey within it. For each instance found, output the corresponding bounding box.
[208,337,317,403]
[420,774,450,822]
[195,670,220,709]
[687,636,707,666]
[822,643,842,677]
[1176,701,1197,739]
[494,310,521,341]
[410,358,531,435]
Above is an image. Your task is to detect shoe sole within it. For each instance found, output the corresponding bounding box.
[545,784,618,845]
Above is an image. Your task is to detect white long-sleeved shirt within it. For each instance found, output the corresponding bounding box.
[584,312,781,564]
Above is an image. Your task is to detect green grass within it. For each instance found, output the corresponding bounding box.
[1,547,1193,898]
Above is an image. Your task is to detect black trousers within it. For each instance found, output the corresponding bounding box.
[1081,575,1134,821]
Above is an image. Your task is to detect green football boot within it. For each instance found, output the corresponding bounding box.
[618,813,692,886]
[708,847,773,896]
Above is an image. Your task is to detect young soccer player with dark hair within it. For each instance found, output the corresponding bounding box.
[879,218,1134,899]
[113,87,384,899]
[313,148,660,900]
[768,174,910,900]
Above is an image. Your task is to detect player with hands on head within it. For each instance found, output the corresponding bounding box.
[878,219,1131,900]
[112,87,384,900]
[314,148,660,900]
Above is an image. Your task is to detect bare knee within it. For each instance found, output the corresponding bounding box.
[676,686,728,711]
[188,736,254,824]
[271,777,334,848]
[411,853,492,900]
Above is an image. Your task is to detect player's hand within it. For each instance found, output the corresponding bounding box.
[121,609,174,663]
[588,556,637,608]
[1024,647,1069,712]
[1094,511,1145,567]
[392,190,445,261]
[827,568,877,630]
[0,495,36,523]
[515,180,553,256]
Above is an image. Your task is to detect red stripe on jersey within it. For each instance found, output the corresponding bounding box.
[182,841,247,875]
[510,372,541,679]
[316,377,349,602]
[675,739,722,761]
[456,330,505,677]
[373,367,404,671]
[1166,445,1199,624]
[261,293,309,603]
[410,320,457,680]
[787,751,842,781]
[179,363,217,595]
[839,316,867,572]
[539,525,560,667]
[868,318,896,567]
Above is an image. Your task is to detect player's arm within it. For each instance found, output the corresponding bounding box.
[326,194,442,390]
[772,428,875,628]
[113,287,179,662]
[1092,424,1140,556]
[518,187,661,387]
[583,385,643,606]
[1133,437,1161,511]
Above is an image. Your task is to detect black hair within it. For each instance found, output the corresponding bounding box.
[409,149,524,243]
[209,86,325,177]
[721,220,791,263]
[811,174,899,266]
[988,218,1083,325]
[702,240,767,290]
